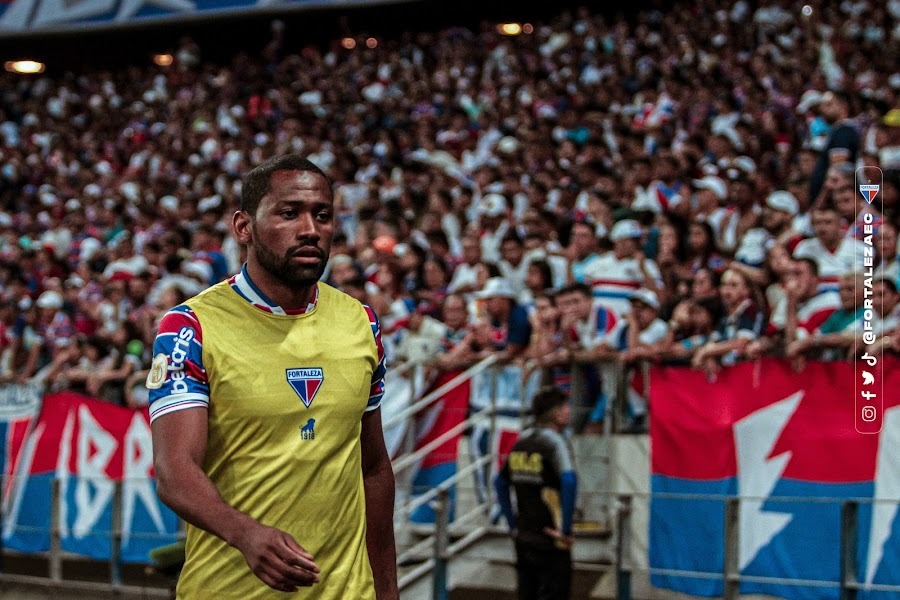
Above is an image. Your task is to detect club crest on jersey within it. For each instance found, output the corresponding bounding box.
[286,368,323,408]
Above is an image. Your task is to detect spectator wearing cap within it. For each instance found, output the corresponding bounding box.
[793,206,866,292]
[691,176,728,221]
[693,268,766,375]
[731,191,802,283]
[604,289,668,433]
[475,277,532,363]
[809,91,860,203]
[36,289,74,351]
[583,219,664,316]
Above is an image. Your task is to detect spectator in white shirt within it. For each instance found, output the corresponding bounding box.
[793,206,866,291]
[497,232,530,297]
[583,219,664,315]
[476,193,511,264]
[448,235,483,294]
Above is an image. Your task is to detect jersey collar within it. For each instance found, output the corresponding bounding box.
[229,264,319,316]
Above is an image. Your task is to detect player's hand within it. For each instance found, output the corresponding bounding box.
[235,522,320,592]
[543,527,573,550]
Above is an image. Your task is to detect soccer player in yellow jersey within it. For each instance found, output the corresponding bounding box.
[149,155,398,599]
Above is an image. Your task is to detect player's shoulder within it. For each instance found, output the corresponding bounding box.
[316,282,374,320]
[184,279,236,308]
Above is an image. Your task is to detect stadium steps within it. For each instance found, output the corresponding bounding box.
[0,551,173,599]
[396,528,614,600]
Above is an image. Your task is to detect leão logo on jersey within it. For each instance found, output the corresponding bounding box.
[859,183,879,204]
[300,418,316,440]
[286,367,324,408]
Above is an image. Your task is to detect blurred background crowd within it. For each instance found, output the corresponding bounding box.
[0,0,897,429]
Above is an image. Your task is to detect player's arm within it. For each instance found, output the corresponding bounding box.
[360,408,399,600]
[149,308,318,593]
[360,305,399,600]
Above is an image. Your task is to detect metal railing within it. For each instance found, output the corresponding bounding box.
[390,355,502,592]
[389,355,634,593]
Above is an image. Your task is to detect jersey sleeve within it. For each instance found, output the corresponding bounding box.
[146,305,210,423]
[363,305,386,412]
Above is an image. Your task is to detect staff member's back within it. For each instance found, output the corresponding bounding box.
[495,388,577,600]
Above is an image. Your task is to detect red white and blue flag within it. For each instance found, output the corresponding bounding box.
[649,358,900,599]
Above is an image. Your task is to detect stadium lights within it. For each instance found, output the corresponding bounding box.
[153,53,174,67]
[341,37,357,50]
[497,22,522,36]
[4,60,45,74]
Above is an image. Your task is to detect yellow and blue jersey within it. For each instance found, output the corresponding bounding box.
[148,265,385,599]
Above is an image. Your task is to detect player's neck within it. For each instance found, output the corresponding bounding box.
[245,262,317,311]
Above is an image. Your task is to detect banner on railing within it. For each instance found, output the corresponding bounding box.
[0,382,42,481]
[2,392,179,563]
[409,371,469,523]
[649,358,900,600]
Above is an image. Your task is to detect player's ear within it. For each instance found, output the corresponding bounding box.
[232,210,253,245]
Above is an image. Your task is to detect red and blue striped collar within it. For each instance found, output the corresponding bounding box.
[228,264,319,316]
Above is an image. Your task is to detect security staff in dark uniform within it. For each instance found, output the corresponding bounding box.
[495,387,577,600]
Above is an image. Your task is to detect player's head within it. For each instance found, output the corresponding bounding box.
[531,387,570,429]
[234,155,334,289]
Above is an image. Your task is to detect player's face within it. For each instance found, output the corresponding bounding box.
[246,170,334,289]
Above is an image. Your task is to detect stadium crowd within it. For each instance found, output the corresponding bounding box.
[0,0,898,430]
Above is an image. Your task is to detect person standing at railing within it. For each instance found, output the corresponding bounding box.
[495,387,577,600]
[148,156,398,600]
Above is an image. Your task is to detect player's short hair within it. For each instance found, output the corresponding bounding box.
[241,155,330,216]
